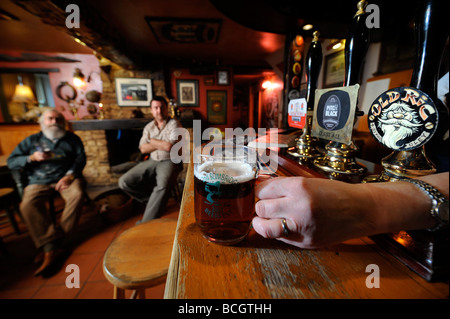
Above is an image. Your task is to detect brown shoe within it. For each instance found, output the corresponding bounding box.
[33,249,63,276]
[33,250,44,264]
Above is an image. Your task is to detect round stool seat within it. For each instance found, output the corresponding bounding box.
[103,218,177,299]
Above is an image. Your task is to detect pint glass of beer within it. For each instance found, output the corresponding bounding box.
[194,144,257,245]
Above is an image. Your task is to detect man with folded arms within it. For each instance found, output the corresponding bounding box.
[119,97,181,223]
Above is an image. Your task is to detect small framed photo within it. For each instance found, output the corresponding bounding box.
[207,90,227,124]
[217,70,230,86]
[323,50,345,88]
[176,79,199,107]
[115,78,153,107]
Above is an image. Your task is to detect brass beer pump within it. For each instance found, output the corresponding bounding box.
[367,0,449,282]
[288,31,323,163]
[313,0,369,181]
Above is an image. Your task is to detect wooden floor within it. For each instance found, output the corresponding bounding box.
[0,196,179,299]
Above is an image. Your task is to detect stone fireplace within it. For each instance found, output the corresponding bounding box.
[70,118,150,187]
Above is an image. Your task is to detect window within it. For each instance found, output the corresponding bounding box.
[0,70,55,122]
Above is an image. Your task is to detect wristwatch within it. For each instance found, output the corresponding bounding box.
[403,178,449,231]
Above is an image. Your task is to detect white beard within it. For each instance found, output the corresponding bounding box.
[380,119,417,150]
[41,124,66,140]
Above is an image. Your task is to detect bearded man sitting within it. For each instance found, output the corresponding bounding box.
[7,109,86,276]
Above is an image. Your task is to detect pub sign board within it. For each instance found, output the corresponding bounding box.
[367,87,439,151]
[312,84,360,145]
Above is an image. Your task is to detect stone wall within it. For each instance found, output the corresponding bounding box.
[76,129,118,186]
[98,58,167,120]
[76,58,167,186]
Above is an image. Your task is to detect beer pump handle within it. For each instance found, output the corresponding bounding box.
[343,0,370,88]
[410,0,448,100]
[411,0,448,154]
[311,1,370,178]
[305,31,323,111]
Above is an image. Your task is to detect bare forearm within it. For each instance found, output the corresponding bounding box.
[366,172,448,234]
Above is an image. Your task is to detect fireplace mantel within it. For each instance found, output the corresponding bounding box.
[69,118,150,131]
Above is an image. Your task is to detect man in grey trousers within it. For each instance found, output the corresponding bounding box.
[118,96,181,223]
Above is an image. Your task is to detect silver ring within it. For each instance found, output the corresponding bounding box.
[281,218,289,237]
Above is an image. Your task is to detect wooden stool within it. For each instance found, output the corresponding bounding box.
[0,188,22,235]
[103,218,178,299]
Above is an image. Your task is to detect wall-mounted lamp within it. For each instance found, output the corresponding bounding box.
[332,42,343,50]
[261,79,282,90]
[262,80,272,89]
[73,68,86,88]
[12,76,36,112]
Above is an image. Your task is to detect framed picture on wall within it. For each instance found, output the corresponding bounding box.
[115,78,153,106]
[217,70,230,85]
[207,90,227,124]
[323,50,345,88]
[176,79,199,107]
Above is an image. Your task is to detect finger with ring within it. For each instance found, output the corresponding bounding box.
[281,218,289,237]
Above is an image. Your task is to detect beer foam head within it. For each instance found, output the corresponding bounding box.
[194,161,255,184]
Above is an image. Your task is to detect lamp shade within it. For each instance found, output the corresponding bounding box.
[12,83,36,103]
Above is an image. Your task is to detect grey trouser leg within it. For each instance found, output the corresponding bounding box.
[118,159,175,221]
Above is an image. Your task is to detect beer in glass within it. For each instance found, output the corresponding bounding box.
[194,145,257,245]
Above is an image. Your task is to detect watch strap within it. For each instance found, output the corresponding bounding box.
[402,178,448,231]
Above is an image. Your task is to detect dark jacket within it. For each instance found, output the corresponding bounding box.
[7,131,86,185]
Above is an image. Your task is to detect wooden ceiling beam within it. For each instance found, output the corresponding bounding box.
[12,0,138,69]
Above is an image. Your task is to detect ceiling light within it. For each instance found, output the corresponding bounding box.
[73,37,87,47]
[302,24,313,31]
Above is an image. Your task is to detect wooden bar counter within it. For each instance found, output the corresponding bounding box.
[164,155,448,299]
